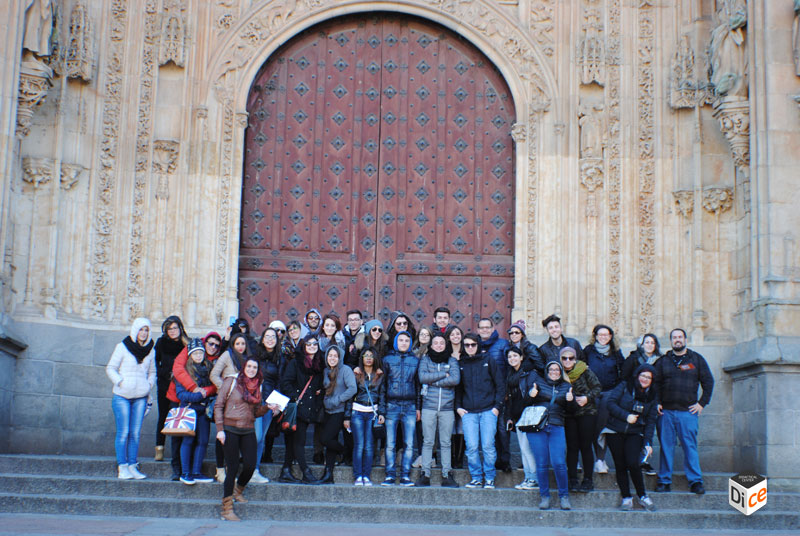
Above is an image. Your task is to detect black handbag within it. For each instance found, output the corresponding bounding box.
[365,374,385,439]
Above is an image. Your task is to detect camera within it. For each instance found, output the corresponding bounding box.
[632,402,645,414]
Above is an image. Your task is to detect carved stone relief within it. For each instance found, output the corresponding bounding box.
[21,157,54,188]
[637,2,656,333]
[669,35,699,109]
[530,1,555,64]
[159,0,187,68]
[606,0,622,328]
[16,58,52,138]
[526,114,540,317]
[712,97,750,170]
[702,186,734,215]
[153,140,180,200]
[64,0,93,81]
[60,163,85,190]
[22,0,54,57]
[673,190,694,219]
[578,6,605,86]
[90,0,128,318]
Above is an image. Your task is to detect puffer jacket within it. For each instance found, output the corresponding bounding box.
[605,379,658,445]
[214,376,269,431]
[381,332,420,409]
[479,330,510,377]
[106,319,156,399]
[323,365,357,415]
[521,370,573,427]
[517,339,545,375]
[503,365,531,424]
[584,345,625,391]
[455,352,505,414]
[418,354,460,412]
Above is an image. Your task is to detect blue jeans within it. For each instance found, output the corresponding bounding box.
[180,411,210,476]
[528,424,569,498]
[462,410,498,481]
[658,409,702,485]
[254,411,273,472]
[111,395,147,466]
[385,401,416,479]
[516,427,537,481]
[351,410,374,479]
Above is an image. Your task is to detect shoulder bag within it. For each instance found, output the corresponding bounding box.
[280,376,312,431]
[516,385,557,433]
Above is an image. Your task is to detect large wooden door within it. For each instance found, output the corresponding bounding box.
[239,13,516,332]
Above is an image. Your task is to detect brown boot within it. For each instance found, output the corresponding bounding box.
[154,446,164,462]
[233,483,248,503]
[220,496,240,522]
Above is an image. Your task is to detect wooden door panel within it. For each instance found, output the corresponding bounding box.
[240,14,515,330]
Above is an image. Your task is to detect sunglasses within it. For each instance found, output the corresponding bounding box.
[561,356,576,362]
[206,341,220,348]
[371,327,383,332]
[464,342,478,348]
[276,329,286,333]
[395,321,408,326]
[639,374,653,380]
[306,341,319,346]
[509,330,522,336]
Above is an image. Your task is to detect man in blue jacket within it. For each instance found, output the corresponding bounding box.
[477,318,512,472]
[380,331,420,486]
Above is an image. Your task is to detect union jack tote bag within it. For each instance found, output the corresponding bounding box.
[161,406,197,436]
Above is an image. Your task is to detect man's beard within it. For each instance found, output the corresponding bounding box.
[672,342,685,352]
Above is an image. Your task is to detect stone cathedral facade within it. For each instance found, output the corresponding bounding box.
[0,0,798,488]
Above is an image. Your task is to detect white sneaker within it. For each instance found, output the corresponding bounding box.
[412,455,423,468]
[362,477,373,487]
[118,464,133,480]
[594,459,609,474]
[354,476,364,486]
[250,471,270,483]
[127,464,147,480]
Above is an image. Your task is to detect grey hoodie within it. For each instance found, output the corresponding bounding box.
[418,354,461,411]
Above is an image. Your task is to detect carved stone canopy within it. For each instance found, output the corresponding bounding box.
[712,96,750,169]
[16,56,53,138]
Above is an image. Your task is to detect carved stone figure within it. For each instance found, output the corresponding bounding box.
[709,0,748,98]
[65,1,93,81]
[23,0,54,57]
[160,0,187,67]
[670,35,698,108]
[578,102,604,159]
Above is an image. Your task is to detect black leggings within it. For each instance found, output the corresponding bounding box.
[294,420,313,471]
[565,413,596,481]
[322,412,345,469]
[216,439,225,467]
[606,433,646,498]
[282,429,295,469]
[156,382,170,446]
[222,431,256,497]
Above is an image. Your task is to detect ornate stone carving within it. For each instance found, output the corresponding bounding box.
[526,113,540,316]
[23,0,54,57]
[91,0,127,318]
[530,1,555,62]
[153,140,180,200]
[126,0,160,320]
[214,0,237,32]
[16,57,52,138]
[672,190,694,219]
[21,157,54,187]
[709,0,748,98]
[606,0,622,328]
[511,123,526,144]
[60,163,85,190]
[64,0,93,81]
[214,81,235,324]
[578,102,604,159]
[637,2,656,333]
[702,187,734,215]
[669,35,700,109]
[580,158,604,218]
[712,96,750,169]
[578,8,605,86]
[160,0,187,67]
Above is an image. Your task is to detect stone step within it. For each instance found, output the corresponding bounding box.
[5,473,798,511]
[0,492,797,530]
[0,454,731,492]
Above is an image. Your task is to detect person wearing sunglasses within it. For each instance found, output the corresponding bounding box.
[559,345,601,493]
[282,321,303,356]
[343,309,365,368]
[300,308,323,338]
[385,311,417,353]
[538,314,584,366]
[355,318,389,358]
[456,333,505,489]
[506,320,545,375]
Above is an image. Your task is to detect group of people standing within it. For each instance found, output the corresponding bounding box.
[106,308,714,521]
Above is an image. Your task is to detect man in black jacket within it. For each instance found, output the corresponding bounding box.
[654,328,714,495]
[538,314,584,364]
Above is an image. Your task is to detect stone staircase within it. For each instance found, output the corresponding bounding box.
[0,454,797,530]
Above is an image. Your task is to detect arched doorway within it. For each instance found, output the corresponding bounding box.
[238,13,516,332]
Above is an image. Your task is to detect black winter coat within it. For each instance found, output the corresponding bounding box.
[583,345,624,391]
[605,381,659,445]
[456,353,505,413]
[281,358,324,423]
[503,365,532,423]
[539,337,584,365]
[565,366,602,417]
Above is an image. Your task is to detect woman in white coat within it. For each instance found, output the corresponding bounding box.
[106,317,156,479]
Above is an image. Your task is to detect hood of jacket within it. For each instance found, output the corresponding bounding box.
[130,317,152,345]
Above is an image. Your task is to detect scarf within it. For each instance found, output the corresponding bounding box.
[186,359,212,388]
[236,369,262,404]
[427,343,451,364]
[122,336,154,363]
[594,342,610,355]
[566,359,588,383]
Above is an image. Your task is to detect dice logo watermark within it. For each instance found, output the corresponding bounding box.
[728,473,767,515]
